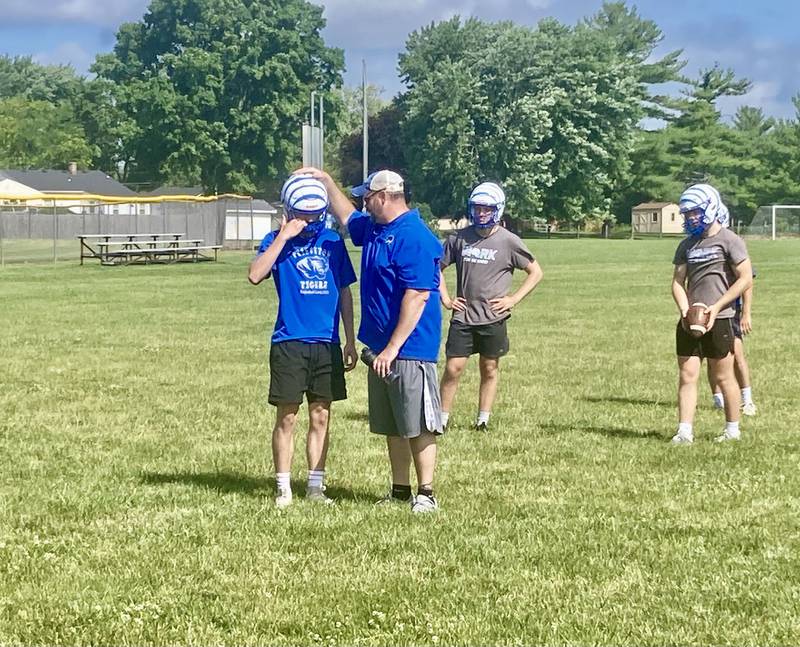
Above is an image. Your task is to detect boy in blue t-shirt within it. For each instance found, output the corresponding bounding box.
[249,176,357,508]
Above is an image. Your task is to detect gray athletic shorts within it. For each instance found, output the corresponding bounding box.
[367,359,443,438]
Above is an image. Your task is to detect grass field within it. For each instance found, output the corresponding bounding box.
[1,239,799,646]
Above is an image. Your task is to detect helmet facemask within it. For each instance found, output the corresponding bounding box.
[469,203,501,229]
[468,182,506,229]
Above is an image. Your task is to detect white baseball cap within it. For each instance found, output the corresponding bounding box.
[351,170,404,197]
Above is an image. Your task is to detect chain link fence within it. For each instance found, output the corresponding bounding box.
[0,196,278,265]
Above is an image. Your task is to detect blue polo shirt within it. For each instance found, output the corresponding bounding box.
[258,228,356,344]
[348,209,442,362]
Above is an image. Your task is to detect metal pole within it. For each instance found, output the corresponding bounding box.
[53,200,57,263]
[250,198,254,250]
[319,94,324,169]
[362,59,369,181]
[310,91,316,166]
[236,199,241,250]
[772,205,776,241]
[0,206,5,267]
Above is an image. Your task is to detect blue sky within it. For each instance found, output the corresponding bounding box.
[1,0,798,120]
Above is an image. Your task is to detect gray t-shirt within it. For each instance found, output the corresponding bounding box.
[441,226,534,325]
[673,228,749,319]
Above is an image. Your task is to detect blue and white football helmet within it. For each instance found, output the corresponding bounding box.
[468,182,505,229]
[280,174,328,234]
[717,203,730,228]
[679,183,723,237]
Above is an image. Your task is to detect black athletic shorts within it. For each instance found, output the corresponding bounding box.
[675,317,735,359]
[445,318,509,358]
[269,340,346,405]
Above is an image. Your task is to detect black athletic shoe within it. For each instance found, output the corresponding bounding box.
[475,422,488,432]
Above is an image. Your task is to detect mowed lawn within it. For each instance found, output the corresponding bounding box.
[1,238,799,646]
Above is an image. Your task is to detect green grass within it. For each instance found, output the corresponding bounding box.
[1,239,799,646]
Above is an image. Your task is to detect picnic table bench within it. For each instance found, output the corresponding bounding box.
[78,233,220,266]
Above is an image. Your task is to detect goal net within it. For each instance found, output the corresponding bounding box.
[742,205,800,239]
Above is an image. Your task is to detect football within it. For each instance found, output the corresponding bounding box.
[685,302,710,338]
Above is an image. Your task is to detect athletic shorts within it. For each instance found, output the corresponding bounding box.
[367,359,443,438]
[269,340,346,405]
[676,318,735,360]
[445,318,509,358]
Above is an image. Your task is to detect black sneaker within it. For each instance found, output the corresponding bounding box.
[475,422,488,432]
[375,491,414,505]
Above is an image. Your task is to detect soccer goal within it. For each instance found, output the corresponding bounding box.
[742,205,800,239]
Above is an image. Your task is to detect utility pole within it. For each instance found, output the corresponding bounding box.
[362,59,369,182]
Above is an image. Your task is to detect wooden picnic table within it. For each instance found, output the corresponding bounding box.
[77,233,220,266]
[78,233,187,264]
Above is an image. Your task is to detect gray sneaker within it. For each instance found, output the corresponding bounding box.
[670,430,694,445]
[742,402,757,416]
[411,493,439,513]
[275,486,293,508]
[306,485,334,504]
[715,427,741,442]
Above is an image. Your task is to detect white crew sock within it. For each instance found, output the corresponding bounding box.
[477,410,491,426]
[713,392,725,408]
[741,387,753,405]
[276,472,291,494]
[725,420,740,435]
[678,422,693,438]
[441,411,450,428]
[307,469,325,490]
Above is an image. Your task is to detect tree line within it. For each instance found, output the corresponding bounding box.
[1,0,798,225]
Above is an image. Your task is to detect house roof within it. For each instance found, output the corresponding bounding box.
[632,202,676,210]
[0,169,136,197]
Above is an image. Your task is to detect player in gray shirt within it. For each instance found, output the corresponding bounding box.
[671,184,753,444]
[439,182,544,431]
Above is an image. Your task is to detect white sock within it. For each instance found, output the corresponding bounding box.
[713,392,725,408]
[678,422,693,437]
[441,411,450,428]
[307,469,325,489]
[726,420,740,435]
[276,472,291,494]
[741,387,753,405]
[477,410,491,426]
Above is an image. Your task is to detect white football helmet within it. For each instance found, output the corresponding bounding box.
[679,183,723,236]
[468,182,505,229]
[280,174,328,233]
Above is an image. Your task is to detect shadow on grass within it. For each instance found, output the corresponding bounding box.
[539,422,666,442]
[139,470,374,502]
[581,395,674,408]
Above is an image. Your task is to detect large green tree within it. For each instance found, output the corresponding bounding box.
[338,102,407,189]
[92,0,344,193]
[0,55,83,104]
[0,97,97,169]
[395,3,686,222]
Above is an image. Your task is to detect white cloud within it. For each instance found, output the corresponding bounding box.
[33,40,94,74]
[1,0,147,26]
[717,80,793,121]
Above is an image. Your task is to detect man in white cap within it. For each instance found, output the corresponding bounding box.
[249,174,358,507]
[439,181,543,431]
[296,166,444,513]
